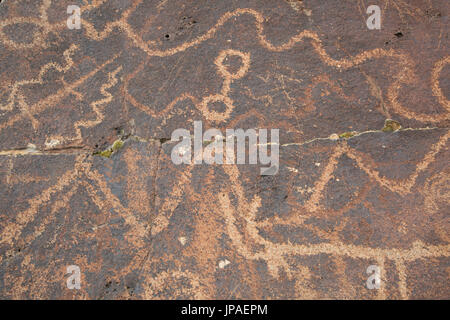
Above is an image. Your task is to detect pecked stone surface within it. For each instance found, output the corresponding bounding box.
[0,0,449,299]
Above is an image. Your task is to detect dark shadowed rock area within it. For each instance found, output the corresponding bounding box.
[0,0,448,299]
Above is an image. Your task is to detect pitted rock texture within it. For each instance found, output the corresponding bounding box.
[0,0,449,299]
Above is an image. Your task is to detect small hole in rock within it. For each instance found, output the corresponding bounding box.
[394,32,403,38]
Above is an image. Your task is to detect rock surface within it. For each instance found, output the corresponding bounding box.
[0,0,448,299]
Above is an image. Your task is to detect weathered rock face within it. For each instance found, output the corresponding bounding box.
[0,0,448,299]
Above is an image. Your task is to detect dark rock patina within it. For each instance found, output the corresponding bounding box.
[0,0,448,299]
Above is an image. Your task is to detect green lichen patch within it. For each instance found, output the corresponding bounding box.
[203,140,213,146]
[93,139,125,158]
[381,119,402,132]
[339,131,357,139]
[111,140,124,152]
